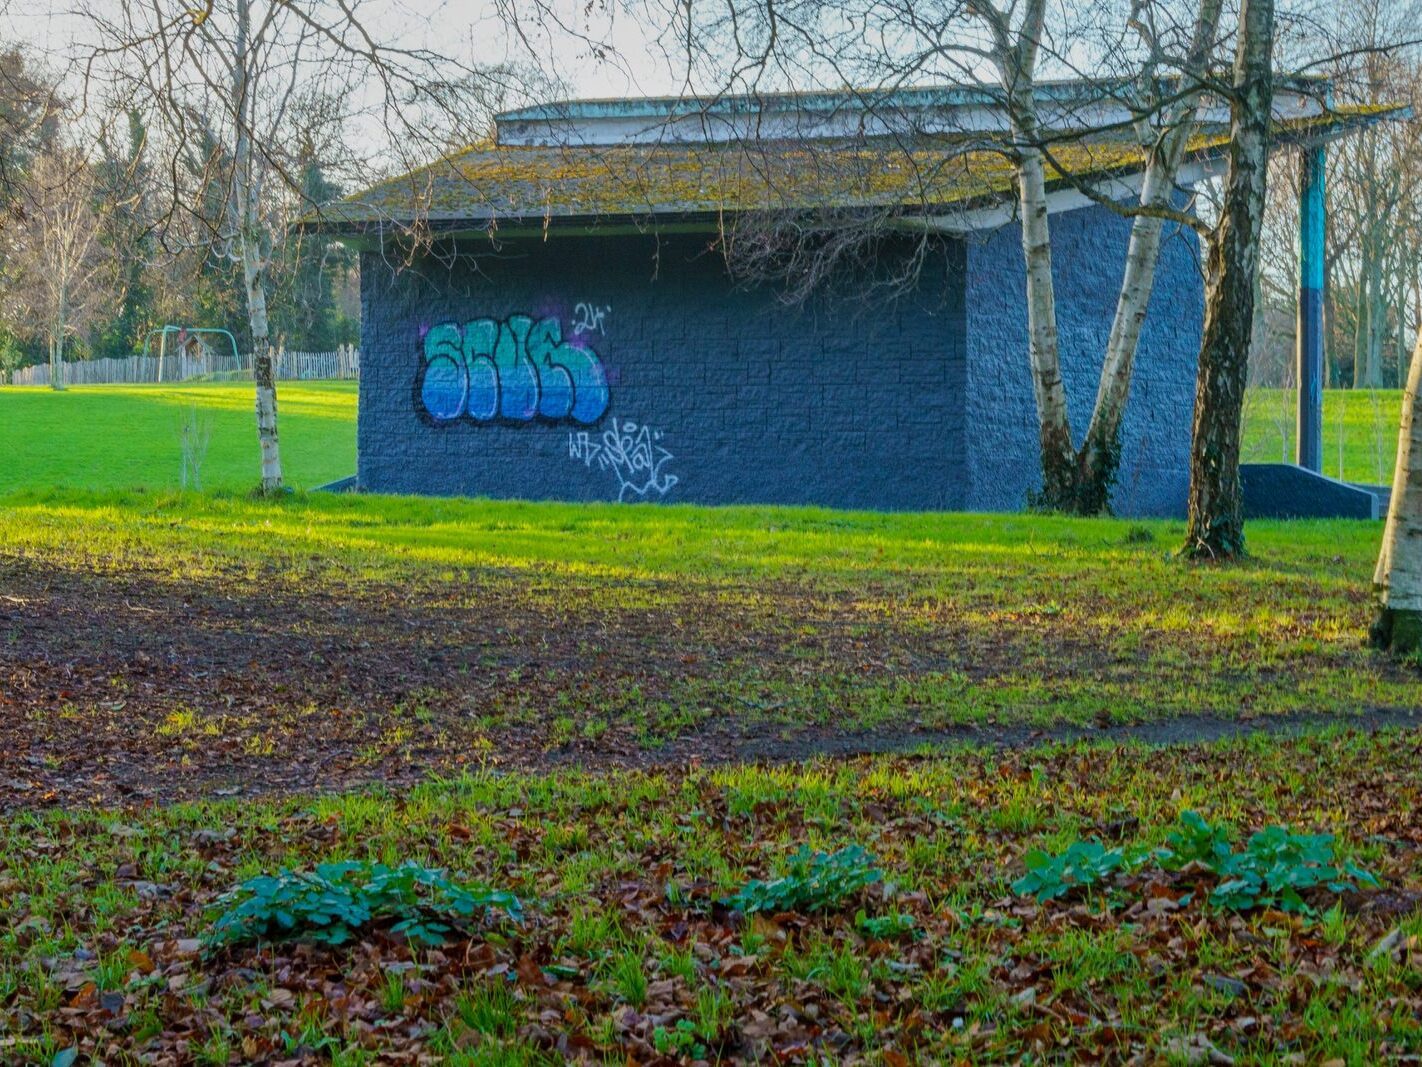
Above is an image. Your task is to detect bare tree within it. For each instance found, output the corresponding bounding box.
[3,145,115,389]
[644,0,1230,514]
[1182,0,1274,559]
[968,0,1225,513]
[1077,0,1225,513]
[73,0,528,492]
[1324,1,1422,390]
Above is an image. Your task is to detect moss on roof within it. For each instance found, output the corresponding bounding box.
[313,106,1403,233]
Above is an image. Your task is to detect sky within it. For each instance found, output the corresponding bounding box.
[3,0,689,105]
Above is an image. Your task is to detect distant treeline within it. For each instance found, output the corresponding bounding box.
[0,45,359,380]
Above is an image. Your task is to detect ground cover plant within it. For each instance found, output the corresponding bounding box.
[1013,810,1381,912]
[208,860,524,949]
[0,382,356,493]
[0,729,1418,1063]
[1,487,1419,806]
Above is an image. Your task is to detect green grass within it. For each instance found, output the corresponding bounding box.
[1243,387,1403,486]
[0,488,1416,780]
[0,379,1399,494]
[0,729,1417,1062]
[2,386,1420,1060]
[0,381,356,493]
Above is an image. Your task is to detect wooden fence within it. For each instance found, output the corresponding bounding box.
[6,345,360,387]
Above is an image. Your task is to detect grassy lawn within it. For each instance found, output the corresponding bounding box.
[0,379,1404,494]
[3,385,1420,1062]
[1,729,1418,1063]
[1243,387,1403,486]
[0,488,1416,807]
[0,381,357,494]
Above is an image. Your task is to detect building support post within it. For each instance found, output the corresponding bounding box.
[1296,144,1326,472]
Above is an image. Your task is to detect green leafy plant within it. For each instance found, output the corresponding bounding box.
[855,908,919,940]
[652,1019,706,1059]
[208,860,523,948]
[1156,809,1235,869]
[1157,811,1378,913]
[1015,813,1381,914]
[1012,840,1126,902]
[1209,824,1378,913]
[723,846,882,915]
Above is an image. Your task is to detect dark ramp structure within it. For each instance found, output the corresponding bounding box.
[312,80,1401,515]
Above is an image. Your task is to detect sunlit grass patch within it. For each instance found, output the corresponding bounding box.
[0,380,356,493]
[0,485,1414,789]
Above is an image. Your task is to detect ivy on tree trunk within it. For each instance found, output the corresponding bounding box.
[1183,0,1273,560]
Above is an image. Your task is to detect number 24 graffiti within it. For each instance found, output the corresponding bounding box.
[572,302,610,336]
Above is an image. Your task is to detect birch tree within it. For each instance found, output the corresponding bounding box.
[73,0,526,493]
[659,0,1227,514]
[1182,0,1274,558]
[1076,0,1225,512]
[970,0,1225,512]
[972,0,1075,508]
[1371,328,1422,652]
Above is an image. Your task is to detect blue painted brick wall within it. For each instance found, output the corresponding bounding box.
[358,207,1202,515]
[359,233,970,509]
[964,202,1203,516]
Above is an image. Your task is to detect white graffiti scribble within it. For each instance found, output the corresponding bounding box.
[569,419,679,502]
[571,302,610,336]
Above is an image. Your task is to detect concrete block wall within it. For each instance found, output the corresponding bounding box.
[358,233,970,509]
[963,202,1204,516]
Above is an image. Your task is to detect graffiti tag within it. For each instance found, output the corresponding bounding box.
[419,314,610,426]
[572,302,610,336]
[569,419,679,502]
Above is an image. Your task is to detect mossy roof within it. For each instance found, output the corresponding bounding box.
[312,106,1402,234]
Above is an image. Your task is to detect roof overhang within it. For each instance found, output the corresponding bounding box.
[495,75,1337,148]
[908,102,1409,235]
[305,86,1410,246]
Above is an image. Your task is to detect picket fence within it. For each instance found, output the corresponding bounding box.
[7,345,360,387]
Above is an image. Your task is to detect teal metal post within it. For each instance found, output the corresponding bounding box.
[1296,145,1325,472]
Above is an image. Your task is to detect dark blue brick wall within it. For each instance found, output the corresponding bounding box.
[358,209,1202,515]
[963,202,1204,516]
[359,234,969,509]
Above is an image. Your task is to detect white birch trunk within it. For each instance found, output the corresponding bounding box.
[1078,0,1223,509]
[1372,329,1422,651]
[51,285,68,391]
[977,0,1074,505]
[232,0,283,493]
[1017,139,1072,471]
[244,234,283,492]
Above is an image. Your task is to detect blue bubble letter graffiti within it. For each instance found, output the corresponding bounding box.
[463,318,500,422]
[416,312,612,426]
[421,323,466,423]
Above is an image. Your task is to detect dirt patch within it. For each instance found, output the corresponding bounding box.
[723,706,1422,762]
[0,551,956,806]
[2,551,1416,808]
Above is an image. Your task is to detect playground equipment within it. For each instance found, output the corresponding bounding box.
[140,326,241,382]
